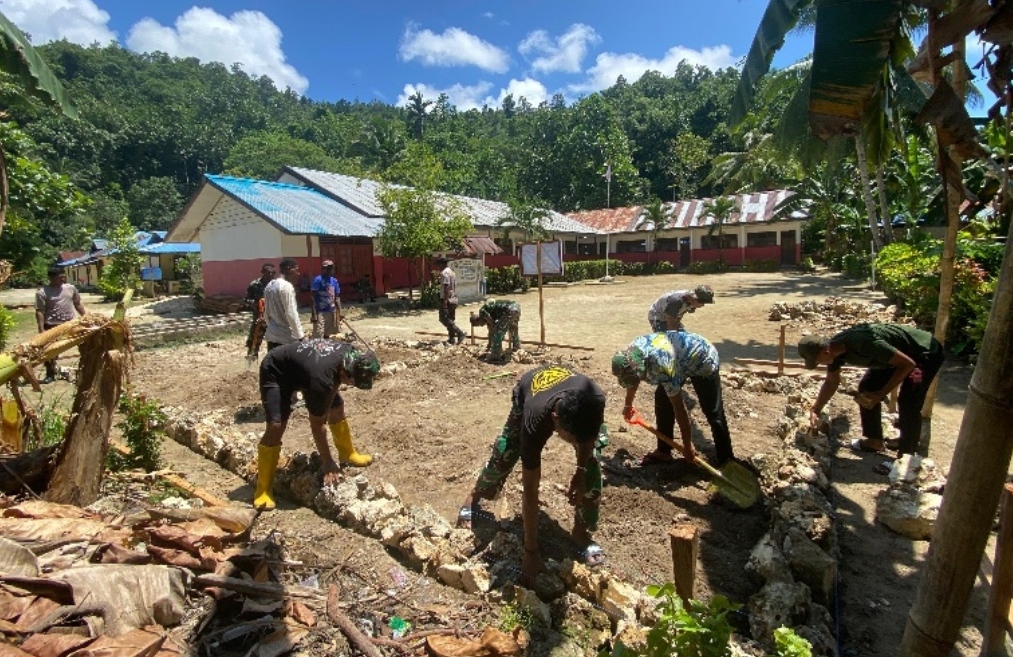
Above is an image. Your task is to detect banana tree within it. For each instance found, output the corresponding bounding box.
[0,10,78,244]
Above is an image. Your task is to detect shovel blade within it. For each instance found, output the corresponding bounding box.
[712,460,761,508]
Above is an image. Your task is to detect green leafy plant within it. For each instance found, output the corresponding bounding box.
[688,260,727,275]
[22,393,68,451]
[498,601,534,632]
[486,266,530,294]
[0,304,14,351]
[97,219,142,302]
[742,258,781,272]
[642,584,739,657]
[798,256,817,273]
[174,252,203,298]
[108,392,165,472]
[771,627,813,657]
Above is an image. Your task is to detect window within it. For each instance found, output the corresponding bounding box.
[578,242,597,255]
[616,239,647,253]
[655,238,680,252]
[700,234,738,249]
[747,231,777,247]
[564,240,578,255]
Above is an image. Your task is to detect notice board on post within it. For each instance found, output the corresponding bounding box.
[519,241,564,276]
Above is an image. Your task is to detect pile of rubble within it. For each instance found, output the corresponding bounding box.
[368,337,578,376]
[768,297,909,332]
[0,498,327,657]
[745,394,839,656]
[875,455,946,540]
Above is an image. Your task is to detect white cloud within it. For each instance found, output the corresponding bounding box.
[397,81,494,111]
[519,23,600,74]
[399,24,509,73]
[572,44,737,94]
[126,7,308,94]
[0,0,115,45]
[398,78,549,112]
[486,77,549,108]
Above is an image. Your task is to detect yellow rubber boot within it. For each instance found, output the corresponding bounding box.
[253,444,281,510]
[330,419,373,467]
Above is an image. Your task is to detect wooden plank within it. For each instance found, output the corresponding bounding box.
[733,357,865,373]
[669,524,698,604]
[110,442,228,506]
[983,483,1013,655]
[778,324,786,376]
[414,331,594,351]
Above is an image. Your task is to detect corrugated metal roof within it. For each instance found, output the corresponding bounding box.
[139,242,201,255]
[461,236,503,255]
[207,175,383,237]
[569,190,805,233]
[284,166,602,235]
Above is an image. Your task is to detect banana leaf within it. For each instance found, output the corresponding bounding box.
[0,10,77,118]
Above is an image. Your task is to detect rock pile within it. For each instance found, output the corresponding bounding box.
[768,297,909,332]
[746,395,839,656]
[875,454,946,540]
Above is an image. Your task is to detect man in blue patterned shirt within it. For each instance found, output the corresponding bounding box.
[611,331,735,466]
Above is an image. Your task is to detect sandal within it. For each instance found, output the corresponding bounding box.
[640,451,676,466]
[583,543,607,567]
[456,505,474,529]
[849,438,885,454]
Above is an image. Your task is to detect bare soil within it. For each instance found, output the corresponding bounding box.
[46,270,986,656]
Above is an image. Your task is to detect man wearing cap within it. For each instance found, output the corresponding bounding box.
[253,339,381,509]
[456,364,609,584]
[436,257,466,345]
[311,260,342,339]
[36,265,87,384]
[647,285,714,332]
[245,263,275,360]
[797,323,944,458]
[470,299,521,360]
[612,331,735,467]
[263,258,304,351]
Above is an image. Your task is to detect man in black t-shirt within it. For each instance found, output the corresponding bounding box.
[245,263,275,360]
[457,365,608,584]
[798,322,944,457]
[254,339,381,510]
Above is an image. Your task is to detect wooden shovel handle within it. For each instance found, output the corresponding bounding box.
[628,413,723,479]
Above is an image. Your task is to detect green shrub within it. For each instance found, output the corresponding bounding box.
[840,251,871,279]
[687,260,727,275]
[486,265,530,294]
[742,258,780,273]
[416,272,441,309]
[23,393,68,452]
[108,392,165,472]
[798,256,817,273]
[0,305,14,351]
[773,627,813,657]
[175,253,204,298]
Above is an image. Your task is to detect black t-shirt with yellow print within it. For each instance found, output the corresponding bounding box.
[515,365,606,469]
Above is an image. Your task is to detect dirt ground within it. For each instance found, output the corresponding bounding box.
[17,270,987,656]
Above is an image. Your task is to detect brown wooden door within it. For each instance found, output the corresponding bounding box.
[319,239,374,297]
[780,230,797,265]
[679,237,691,268]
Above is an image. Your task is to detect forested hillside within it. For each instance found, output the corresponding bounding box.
[0,41,775,281]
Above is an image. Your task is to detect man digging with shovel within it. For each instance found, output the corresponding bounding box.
[456,365,609,585]
[253,340,380,510]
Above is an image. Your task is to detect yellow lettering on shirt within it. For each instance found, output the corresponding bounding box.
[531,366,573,394]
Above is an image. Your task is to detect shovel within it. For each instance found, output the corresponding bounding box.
[627,411,760,509]
[340,316,372,350]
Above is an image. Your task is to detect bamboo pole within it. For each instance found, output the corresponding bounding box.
[983,484,1013,655]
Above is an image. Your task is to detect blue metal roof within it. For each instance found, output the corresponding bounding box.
[207,175,382,237]
[139,242,201,255]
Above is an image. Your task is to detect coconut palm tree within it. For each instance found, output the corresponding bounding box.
[701,196,739,267]
[405,91,433,141]
[635,197,670,263]
[496,199,551,249]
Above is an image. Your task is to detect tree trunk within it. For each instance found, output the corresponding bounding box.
[922,36,968,421]
[0,143,8,243]
[406,259,415,301]
[854,135,882,251]
[45,330,125,506]
[899,214,1013,657]
[875,163,892,244]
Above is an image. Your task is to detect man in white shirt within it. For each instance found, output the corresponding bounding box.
[646,285,714,332]
[437,257,466,345]
[263,258,305,350]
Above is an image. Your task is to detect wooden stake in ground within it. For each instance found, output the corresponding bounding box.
[983,484,1013,655]
[777,324,786,376]
[669,524,698,604]
[537,241,545,345]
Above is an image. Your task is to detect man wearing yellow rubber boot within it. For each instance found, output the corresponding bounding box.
[254,339,381,509]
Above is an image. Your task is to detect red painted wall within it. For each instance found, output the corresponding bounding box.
[692,248,744,266]
[743,246,781,261]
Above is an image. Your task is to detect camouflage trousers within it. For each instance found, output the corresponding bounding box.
[489,311,521,358]
[474,392,608,531]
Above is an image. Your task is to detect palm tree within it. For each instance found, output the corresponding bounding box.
[701,196,739,267]
[405,91,433,141]
[635,197,670,263]
[496,199,551,251]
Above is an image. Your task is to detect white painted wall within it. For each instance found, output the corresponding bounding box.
[200,198,283,261]
[280,233,314,257]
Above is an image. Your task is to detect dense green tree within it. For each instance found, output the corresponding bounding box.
[223,130,345,180]
[126,176,184,232]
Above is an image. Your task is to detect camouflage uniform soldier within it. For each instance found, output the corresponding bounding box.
[470,300,521,359]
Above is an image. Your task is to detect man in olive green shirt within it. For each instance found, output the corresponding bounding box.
[798,323,944,457]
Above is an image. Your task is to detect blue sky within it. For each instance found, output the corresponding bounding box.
[1,1,993,112]
[1,0,822,109]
